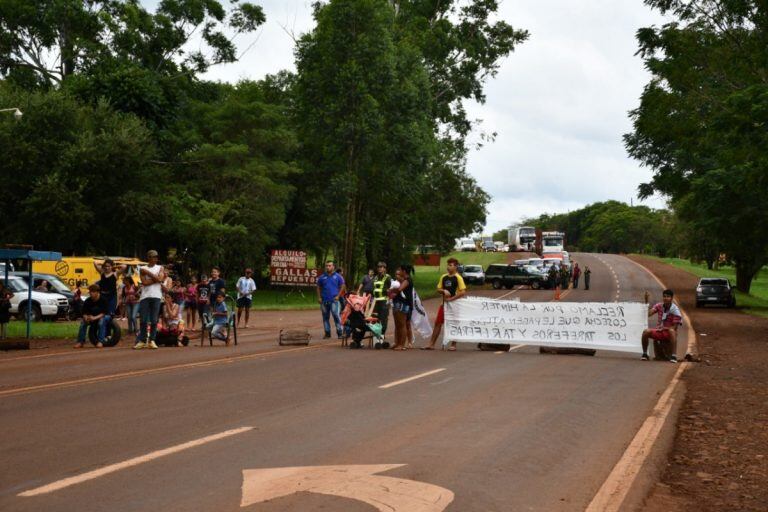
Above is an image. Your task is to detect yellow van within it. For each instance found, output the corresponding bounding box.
[34,257,146,292]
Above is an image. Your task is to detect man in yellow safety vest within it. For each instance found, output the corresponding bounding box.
[372,261,392,345]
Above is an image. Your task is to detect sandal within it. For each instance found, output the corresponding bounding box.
[447,347,457,352]
[420,346,435,350]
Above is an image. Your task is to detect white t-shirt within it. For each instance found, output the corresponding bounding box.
[139,265,163,300]
[236,277,257,299]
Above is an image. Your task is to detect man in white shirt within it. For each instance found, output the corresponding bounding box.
[236,268,257,328]
[134,250,165,350]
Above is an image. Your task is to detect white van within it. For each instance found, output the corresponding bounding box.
[458,238,476,252]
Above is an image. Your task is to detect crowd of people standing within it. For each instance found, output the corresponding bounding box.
[315,257,467,351]
[71,251,258,349]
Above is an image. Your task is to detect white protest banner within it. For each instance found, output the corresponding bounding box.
[443,297,647,353]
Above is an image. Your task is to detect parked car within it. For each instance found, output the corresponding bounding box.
[461,265,485,285]
[0,276,69,321]
[485,264,546,290]
[526,258,544,268]
[482,240,496,252]
[696,278,736,308]
[10,271,80,319]
[10,272,75,302]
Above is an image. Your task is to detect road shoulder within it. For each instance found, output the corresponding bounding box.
[629,255,768,512]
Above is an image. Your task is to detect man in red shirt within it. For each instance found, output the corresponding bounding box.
[641,289,682,363]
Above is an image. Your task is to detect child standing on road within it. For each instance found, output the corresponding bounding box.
[197,275,212,325]
[185,275,198,330]
[122,275,140,335]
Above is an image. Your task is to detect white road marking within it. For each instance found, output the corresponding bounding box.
[379,368,446,389]
[509,344,525,351]
[496,286,523,300]
[586,364,686,512]
[19,427,253,497]
[241,464,454,511]
[429,377,454,386]
[587,255,698,511]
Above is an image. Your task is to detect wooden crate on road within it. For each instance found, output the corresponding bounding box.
[278,328,312,346]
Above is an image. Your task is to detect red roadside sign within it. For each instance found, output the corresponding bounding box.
[269,250,319,287]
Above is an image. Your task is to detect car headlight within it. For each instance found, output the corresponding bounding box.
[696,287,702,293]
[47,299,58,305]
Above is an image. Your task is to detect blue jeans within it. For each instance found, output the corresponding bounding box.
[125,302,139,333]
[137,298,162,342]
[103,294,117,315]
[321,300,342,337]
[78,316,111,345]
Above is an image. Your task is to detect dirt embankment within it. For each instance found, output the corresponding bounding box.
[629,256,768,512]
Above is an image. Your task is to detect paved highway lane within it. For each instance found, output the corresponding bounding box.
[0,254,687,511]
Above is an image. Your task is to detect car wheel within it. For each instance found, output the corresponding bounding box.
[492,279,502,290]
[504,284,513,290]
[531,281,541,290]
[20,303,42,322]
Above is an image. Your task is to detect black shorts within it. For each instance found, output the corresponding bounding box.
[237,297,252,308]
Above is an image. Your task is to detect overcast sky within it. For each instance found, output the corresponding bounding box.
[187,0,668,233]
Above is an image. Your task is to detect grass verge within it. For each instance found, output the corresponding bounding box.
[220,251,507,310]
[640,256,768,318]
[5,320,80,339]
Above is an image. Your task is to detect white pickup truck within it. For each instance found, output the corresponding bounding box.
[1,276,70,321]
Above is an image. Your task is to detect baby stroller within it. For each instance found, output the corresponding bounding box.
[340,293,386,349]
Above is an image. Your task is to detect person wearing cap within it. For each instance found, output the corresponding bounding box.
[236,268,257,328]
[134,250,165,350]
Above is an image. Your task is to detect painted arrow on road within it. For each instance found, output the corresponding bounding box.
[241,464,454,511]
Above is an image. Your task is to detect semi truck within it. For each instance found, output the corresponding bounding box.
[534,230,566,256]
[508,226,537,252]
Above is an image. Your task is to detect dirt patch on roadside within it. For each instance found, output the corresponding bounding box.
[629,256,768,512]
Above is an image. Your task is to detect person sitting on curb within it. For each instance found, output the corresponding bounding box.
[74,284,111,349]
[158,291,188,347]
[210,291,231,345]
[641,289,682,363]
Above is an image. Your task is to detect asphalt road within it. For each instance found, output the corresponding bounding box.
[0,253,685,511]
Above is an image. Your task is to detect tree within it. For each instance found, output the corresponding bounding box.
[390,0,529,145]
[625,0,768,292]
[163,80,300,275]
[0,84,157,254]
[0,0,265,86]
[289,0,523,279]
[523,201,675,255]
[291,0,437,278]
